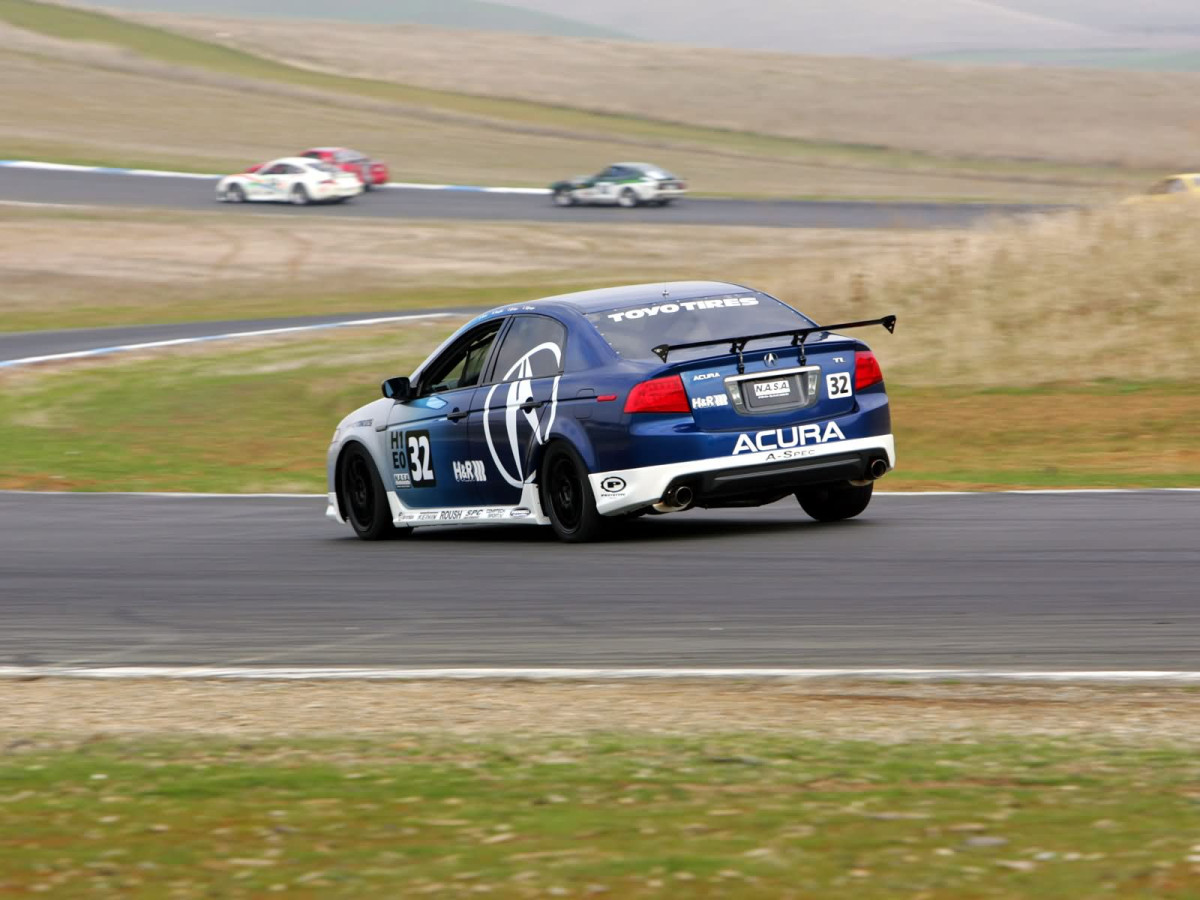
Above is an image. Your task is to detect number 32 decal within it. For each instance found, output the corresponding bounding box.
[826,372,853,399]
[406,429,437,488]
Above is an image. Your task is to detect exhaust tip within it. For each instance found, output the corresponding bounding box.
[869,458,889,480]
[654,484,695,513]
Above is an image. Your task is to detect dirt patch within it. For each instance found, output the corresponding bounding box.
[3,679,1199,744]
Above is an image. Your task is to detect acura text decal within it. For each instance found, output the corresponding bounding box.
[733,422,845,455]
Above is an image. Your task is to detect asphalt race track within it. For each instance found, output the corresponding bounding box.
[0,309,477,366]
[2,491,1197,671]
[0,167,1054,230]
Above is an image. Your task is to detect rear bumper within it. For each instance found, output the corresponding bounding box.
[588,434,894,515]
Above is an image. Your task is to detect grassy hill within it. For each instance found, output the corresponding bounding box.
[74,0,629,38]
[0,0,1177,201]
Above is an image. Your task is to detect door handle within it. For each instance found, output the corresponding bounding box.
[520,398,544,412]
[447,408,469,422]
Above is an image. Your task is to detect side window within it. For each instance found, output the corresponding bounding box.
[420,322,503,396]
[489,315,567,383]
[301,151,321,159]
[263,164,287,175]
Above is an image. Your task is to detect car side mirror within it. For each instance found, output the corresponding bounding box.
[381,376,414,401]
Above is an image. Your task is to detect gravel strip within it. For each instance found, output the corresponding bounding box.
[3,679,1200,743]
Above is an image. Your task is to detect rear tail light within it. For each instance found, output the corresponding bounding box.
[321,178,336,185]
[855,351,884,390]
[624,375,691,413]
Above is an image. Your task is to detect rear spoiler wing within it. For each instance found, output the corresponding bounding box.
[651,314,897,373]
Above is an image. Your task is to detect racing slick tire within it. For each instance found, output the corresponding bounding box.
[290,185,311,206]
[540,443,610,543]
[223,184,246,203]
[338,444,409,541]
[552,189,575,207]
[617,188,640,208]
[796,482,873,523]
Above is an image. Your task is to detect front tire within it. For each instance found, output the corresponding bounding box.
[290,184,311,206]
[339,445,408,541]
[617,188,639,208]
[223,184,245,203]
[552,189,575,207]
[796,482,873,522]
[540,443,609,543]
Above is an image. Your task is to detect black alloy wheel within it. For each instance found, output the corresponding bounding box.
[340,445,407,540]
[541,444,609,543]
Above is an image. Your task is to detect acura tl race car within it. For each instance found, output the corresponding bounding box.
[550,162,688,208]
[327,281,896,543]
[216,157,363,205]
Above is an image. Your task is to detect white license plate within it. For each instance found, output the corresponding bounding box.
[753,379,791,399]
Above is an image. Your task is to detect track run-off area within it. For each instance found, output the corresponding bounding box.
[0,163,1059,230]
[2,491,1197,674]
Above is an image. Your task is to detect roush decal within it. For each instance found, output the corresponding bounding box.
[732,422,846,455]
[606,296,758,323]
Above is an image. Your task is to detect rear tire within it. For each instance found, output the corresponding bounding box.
[796,482,873,522]
[540,443,609,543]
[339,445,408,541]
[617,188,639,208]
[290,184,311,206]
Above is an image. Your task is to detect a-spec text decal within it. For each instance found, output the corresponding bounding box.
[733,422,845,455]
[606,296,758,323]
[390,428,436,489]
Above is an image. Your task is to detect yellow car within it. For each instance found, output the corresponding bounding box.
[1126,174,1200,204]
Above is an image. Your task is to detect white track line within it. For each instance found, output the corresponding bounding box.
[0,312,458,369]
[1,666,1199,683]
[0,160,548,193]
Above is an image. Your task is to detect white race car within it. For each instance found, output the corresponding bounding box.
[550,162,688,208]
[216,157,364,206]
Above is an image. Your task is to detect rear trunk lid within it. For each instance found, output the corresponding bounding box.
[673,335,860,431]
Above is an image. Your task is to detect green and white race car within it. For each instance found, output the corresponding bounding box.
[550,162,688,208]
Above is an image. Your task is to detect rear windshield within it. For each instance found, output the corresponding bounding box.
[585,293,815,361]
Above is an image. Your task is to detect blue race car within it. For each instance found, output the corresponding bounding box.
[327,281,896,542]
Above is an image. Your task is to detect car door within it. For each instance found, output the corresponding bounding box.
[381,320,504,515]
[470,314,568,507]
[590,166,624,204]
[255,163,293,200]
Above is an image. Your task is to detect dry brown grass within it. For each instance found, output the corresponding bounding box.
[127,12,1200,172]
[5,201,1200,389]
[744,203,1200,386]
[0,205,918,330]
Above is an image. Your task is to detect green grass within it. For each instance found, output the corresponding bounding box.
[0,0,1153,191]
[1,330,1197,492]
[1,733,1198,898]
